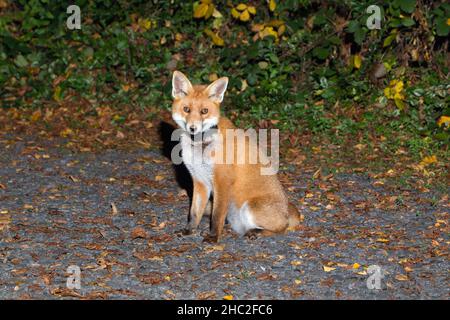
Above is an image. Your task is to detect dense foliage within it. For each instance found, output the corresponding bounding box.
[0,0,449,158]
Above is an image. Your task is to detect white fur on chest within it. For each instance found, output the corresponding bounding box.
[181,134,216,192]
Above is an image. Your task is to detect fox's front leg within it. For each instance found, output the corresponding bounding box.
[203,187,230,243]
[183,180,210,235]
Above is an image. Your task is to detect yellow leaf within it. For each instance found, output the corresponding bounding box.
[53,86,62,102]
[260,26,278,39]
[236,3,247,11]
[437,115,450,127]
[393,92,405,100]
[208,73,218,82]
[294,279,302,285]
[30,110,41,122]
[267,19,284,27]
[194,3,209,18]
[447,18,450,26]
[247,6,256,15]
[60,128,73,137]
[420,155,437,166]
[205,3,215,19]
[394,80,404,92]
[204,29,224,46]
[223,295,233,300]
[394,98,405,110]
[352,263,360,269]
[384,87,393,99]
[376,238,390,243]
[269,0,276,12]
[138,18,152,31]
[277,24,286,36]
[240,10,250,22]
[353,54,362,69]
[212,9,222,18]
[175,33,183,41]
[323,266,336,272]
[231,8,240,19]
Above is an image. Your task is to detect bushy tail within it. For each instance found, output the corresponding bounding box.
[287,202,301,230]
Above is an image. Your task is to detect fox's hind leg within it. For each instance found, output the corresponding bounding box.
[245,229,278,240]
[247,197,289,235]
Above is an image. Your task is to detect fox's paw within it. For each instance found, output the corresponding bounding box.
[245,229,261,240]
[202,234,219,243]
[175,228,194,237]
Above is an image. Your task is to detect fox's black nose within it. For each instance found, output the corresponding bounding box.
[189,125,197,133]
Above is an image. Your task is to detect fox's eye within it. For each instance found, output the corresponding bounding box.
[201,108,208,115]
[183,106,190,113]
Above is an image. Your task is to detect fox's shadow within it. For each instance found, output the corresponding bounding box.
[158,121,193,201]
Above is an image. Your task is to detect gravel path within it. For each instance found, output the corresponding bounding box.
[0,136,448,299]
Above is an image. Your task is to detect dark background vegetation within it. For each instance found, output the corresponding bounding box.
[0,0,449,186]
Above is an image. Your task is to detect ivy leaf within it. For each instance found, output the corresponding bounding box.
[435,17,450,36]
[14,54,28,68]
[402,17,415,27]
[353,27,366,45]
[312,47,330,60]
[346,20,359,33]
[398,0,416,13]
[383,33,397,47]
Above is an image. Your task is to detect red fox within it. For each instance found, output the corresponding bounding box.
[171,71,300,242]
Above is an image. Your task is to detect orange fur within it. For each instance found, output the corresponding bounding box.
[171,71,300,242]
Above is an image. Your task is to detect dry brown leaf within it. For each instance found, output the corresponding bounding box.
[110,202,118,215]
[131,227,148,239]
[395,274,409,281]
[69,175,79,182]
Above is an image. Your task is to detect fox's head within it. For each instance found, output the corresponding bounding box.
[171,71,228,135]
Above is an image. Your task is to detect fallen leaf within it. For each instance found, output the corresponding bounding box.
[204,244,225,253]
[110,202,118,215]
[69,175,79,183]
[131,227,147,239]
[357,270,367,275]
[223,295,233,300]
[395,274,409,281]
[323,266,336,272]
[197,291,217,300]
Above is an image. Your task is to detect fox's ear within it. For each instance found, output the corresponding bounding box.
[205,77,228,103]
[172,71,193,99]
